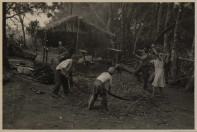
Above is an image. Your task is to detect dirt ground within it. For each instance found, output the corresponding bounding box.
[3,50,194,129]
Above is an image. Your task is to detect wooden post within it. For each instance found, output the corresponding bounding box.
[46,48,49,62]
[65,23,67,51]
[35,35,37,51]
[107,48,122,66]
[76,17,80,54]
[43,31,47,63]
[43,46,45,63]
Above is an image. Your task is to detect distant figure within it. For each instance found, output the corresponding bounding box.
[88,67,116,111]
[51,54,79,98]
[57,41,70,61]
[150,45,166,98]
[133,46,151,93]
[58,41,67,54]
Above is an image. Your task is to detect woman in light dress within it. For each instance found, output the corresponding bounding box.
[150,45,166,98]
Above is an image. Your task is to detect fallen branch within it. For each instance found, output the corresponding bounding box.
[178,57,194,62]
[168,76,192,85]
[177,76,193,81]
[18,74,39,82]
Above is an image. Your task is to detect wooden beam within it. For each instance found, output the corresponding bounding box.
[118,63,135,74]
[79,49,87,53]
[107,48,122,52]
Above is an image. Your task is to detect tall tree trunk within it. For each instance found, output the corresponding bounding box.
[156,3,166,43]
[164,3,173,53]
[107,3,114,48]
[191,38,194,58]
[3,2,10,68]
[107,3,112,32]
[156,3,163,35]
[121,3,127,57]
[70,3,73,15]
[126,3,133,56]
[35,35,37,51]
[120,4,124,52]
[153,3,160,41]
[16,11,27,48]
[21,18,26,47]
[171,3,183,80]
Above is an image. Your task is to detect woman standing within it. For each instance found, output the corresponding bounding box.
[150,45,166,98]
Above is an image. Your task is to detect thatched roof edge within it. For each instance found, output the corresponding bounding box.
[41,15,116,38]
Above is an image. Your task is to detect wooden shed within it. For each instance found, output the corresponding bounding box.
[38,15,116,57]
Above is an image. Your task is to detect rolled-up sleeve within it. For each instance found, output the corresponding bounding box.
[109,76,113,87]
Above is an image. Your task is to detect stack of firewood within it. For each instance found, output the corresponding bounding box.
[32,63,55,84]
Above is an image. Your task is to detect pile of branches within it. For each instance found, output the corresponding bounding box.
[32,63,55,84]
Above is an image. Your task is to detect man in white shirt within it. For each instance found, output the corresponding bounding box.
[88,67,116,111]
[52,54,79,97]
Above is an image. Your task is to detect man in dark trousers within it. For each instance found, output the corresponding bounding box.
[133,46,151,93]
[51,54,79,97]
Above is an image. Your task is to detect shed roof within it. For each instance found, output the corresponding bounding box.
[43,15,116,38]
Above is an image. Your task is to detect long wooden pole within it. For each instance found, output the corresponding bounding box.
[154,23,175,44]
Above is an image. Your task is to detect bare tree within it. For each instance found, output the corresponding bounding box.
[171,3,183,80]
[164,3,174,53]
[3,2,10,68]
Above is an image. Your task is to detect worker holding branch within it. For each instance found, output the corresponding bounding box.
[133,46,151,93]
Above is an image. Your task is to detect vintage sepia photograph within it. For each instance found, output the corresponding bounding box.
[2,1,195,129]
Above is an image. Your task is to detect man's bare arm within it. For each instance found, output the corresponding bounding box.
[151,44,158,55]
[133,52,143,59]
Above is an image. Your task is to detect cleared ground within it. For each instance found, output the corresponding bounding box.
[3,49,194,129]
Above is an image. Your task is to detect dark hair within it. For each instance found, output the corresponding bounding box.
[144,45,150,53]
